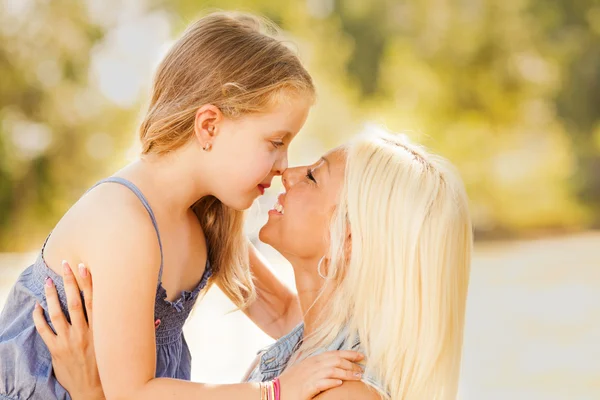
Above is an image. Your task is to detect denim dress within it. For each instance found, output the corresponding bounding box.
[0,177,212,400]
[246,323,389,398]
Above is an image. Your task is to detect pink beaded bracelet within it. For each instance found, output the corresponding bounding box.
[273,377,281,400]
[259,378,281,400]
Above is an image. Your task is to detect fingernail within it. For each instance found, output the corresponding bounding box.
[35,302,40,309]
[354,372,362,378]
[78,263,87,278]
[45,277,53,288]
[62,260,71,275]
[336,380,343,385]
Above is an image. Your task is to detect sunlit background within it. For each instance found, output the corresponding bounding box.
[0,0,599,399]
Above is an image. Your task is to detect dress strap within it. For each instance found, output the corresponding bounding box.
[89,177,165,284]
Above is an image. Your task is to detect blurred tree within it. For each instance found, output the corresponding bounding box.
[0,0,134,250]
[543,0,600,224]
[0,0,598,250]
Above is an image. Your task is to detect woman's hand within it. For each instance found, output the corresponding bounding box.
[278,350,365,400]
[32,261,105,400]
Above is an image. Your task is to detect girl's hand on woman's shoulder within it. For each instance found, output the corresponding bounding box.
[278,350,365,400]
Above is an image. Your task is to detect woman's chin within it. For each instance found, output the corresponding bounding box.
[258,224,277,248]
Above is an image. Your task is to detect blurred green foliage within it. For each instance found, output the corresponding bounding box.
[1,0,599,250]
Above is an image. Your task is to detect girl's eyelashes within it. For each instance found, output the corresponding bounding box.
[271,140,285,149]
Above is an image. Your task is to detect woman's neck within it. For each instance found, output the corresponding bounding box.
[290,258,333,338]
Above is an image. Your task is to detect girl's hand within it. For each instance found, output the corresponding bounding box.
[278,350,365,399]
[32,261,104,400]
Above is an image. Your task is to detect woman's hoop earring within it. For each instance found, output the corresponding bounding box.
[317,256,327,279]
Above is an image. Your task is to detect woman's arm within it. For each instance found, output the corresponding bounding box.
[241,242,302,339]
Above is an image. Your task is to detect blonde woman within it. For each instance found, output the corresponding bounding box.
[38,130,473,400]
[0,12,364,400]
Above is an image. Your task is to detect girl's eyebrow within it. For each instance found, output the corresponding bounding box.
[271,130,292,137]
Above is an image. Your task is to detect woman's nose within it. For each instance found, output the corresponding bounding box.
[282,167,301,190]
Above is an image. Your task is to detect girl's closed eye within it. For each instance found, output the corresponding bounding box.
[271,140,285,149]
[306,168,316,183]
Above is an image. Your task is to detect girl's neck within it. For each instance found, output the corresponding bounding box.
[117,146,211,218]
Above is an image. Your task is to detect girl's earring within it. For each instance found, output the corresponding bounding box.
[203,126,215,151]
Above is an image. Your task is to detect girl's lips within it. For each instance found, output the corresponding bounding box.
[258,183,271,195]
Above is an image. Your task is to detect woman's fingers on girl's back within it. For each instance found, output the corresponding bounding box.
[77,263,94,329]
[61,261,87,331]
[32,302,56,350]
[44,276,69,336]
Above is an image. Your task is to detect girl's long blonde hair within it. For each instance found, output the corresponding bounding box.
[299,129,472,399]
[138,12,315,308]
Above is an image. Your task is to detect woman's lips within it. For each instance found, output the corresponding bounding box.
[268,208,283,216]
[269,192,285,216]
[276,192,285,206]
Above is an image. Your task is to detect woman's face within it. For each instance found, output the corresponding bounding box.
[259,146,347,261]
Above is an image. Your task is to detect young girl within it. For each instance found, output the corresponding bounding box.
[0,12,363,400]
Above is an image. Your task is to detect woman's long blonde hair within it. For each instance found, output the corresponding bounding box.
[138,12,315,307]
[299,129,472,399]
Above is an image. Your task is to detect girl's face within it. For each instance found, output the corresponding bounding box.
[207,96,311,210]
[259,147,347,264]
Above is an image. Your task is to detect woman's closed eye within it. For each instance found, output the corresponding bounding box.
[306,168,316,183]
[271,140,285,149]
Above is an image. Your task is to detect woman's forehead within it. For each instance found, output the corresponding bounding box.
[322,146,347,166]
[320,146,347,186]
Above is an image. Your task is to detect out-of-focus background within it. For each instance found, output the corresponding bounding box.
[0,0,599,399]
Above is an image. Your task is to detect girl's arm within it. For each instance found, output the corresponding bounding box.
[80,205,277,400]
[241,242,302,339]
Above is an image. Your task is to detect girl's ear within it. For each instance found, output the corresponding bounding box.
[193,104,223,148]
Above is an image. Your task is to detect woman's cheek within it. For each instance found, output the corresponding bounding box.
[287,203,308,231]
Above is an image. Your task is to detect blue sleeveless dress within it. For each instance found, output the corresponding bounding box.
[0,177,212,400]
